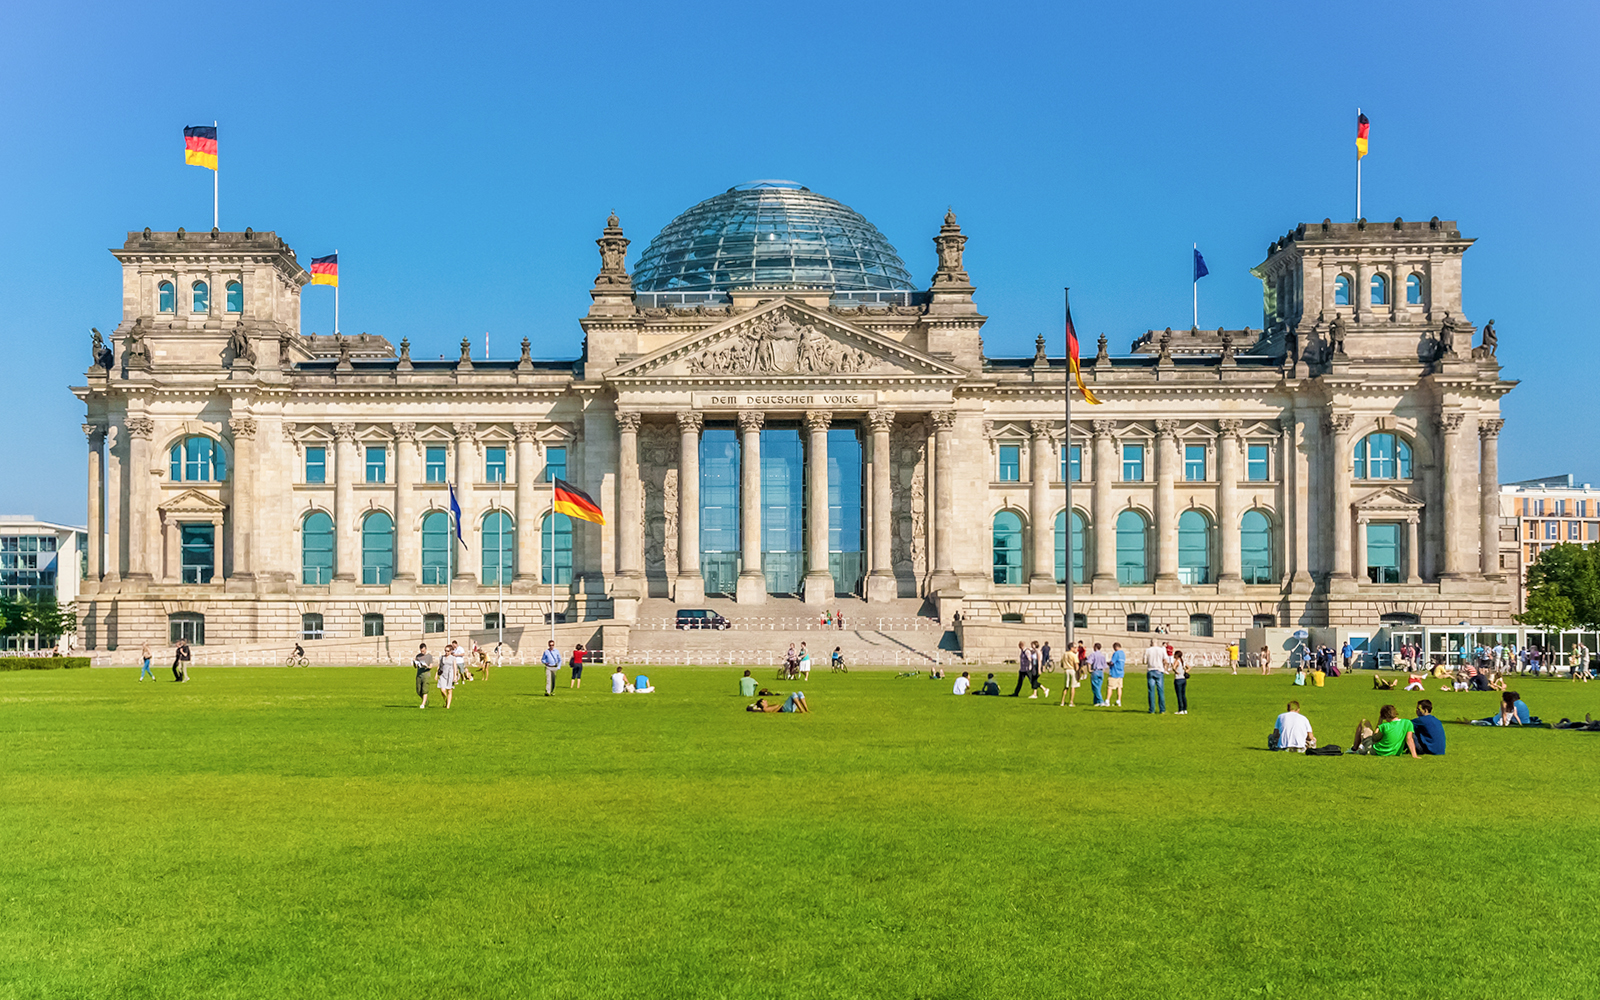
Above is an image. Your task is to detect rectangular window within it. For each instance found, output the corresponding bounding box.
[304,446,326,484]
[1247,444,1269,481]
[997,444,1021,482]
[1366,522,1401,584]
[484,613,504,631]
[362,613,384,637]
[1184,444,1207,482]
[1122,444,1145,482]
[1589,522,1598,542]
[425,446,447,483]
[300,613,324,641]
[545,446,567,483]
[485,446,507,483]
[365,446,386,484]
[179,523,214,584]
[1546,521,1559,540]
[1570,521,1582,541]
[423,613,445,634]
[1534,499,1546,516]
[1061,444,1082,482]
[1579,500,1589,518]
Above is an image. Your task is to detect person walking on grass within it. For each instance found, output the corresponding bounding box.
[570,644,587,688]
[541,640,562,696]
[1228,641,1240,675]
[139,641,154,682]
[413,643,435,709]
[1258,646,1272,676]
[1144,637,1169,714]
[1172,650,1190,714]
[1010,642,1031,697]
[171,639,191,682]
[1107,642,1126,706]
[435,648,458,709]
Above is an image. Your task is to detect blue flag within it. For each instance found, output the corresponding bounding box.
[448,483,463,541]
[1193,248,1210,282]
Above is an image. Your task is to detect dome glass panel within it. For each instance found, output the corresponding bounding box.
[631,181,917,294]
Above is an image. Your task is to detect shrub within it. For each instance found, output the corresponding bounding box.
[0,656,90,671]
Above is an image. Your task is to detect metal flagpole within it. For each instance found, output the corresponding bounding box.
[212,120,219,229]
[497,475,504,651]
[334,248,340,335]
[1356,107,1362,220]
[445,493,453,649]
[550,479,557,647]
[1064,287,1074,655]
[1192,244,1199,328]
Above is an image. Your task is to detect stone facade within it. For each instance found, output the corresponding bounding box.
[73,208,1516,652]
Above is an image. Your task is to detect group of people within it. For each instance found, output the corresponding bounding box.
[740,668,808,712]
[137,640,191,682]
[411,640,489,709]
[970,637,1192,714]
[1268,698,1448,757]
[818,609,848,630]
[779,642,846,679]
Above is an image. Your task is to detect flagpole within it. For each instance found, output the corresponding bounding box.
[1356,107,1362,220]
[334,248,340,335]
[212,120,219,229]
[497,475,504,652]
[1064,287,1074,655]
[446,494,453,650]
[1192,243,1199,328]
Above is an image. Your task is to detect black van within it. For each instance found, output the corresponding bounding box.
[675,609,731,630]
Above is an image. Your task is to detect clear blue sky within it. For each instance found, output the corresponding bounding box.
[3,1,1596,524]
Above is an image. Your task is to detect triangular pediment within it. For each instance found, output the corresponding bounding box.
[607,299,964,381]
[1353,486,1425,514]
[158,488,228,515]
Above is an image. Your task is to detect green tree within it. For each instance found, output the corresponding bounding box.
[1518,543,1600,630]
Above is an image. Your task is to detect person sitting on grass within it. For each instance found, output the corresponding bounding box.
[1270,701,1314,752]
[739,669,758,698]
[975,672,1001,696]
[634,674,655,694]
[1412,700,1446,755]
[952,671,971,696]
[1352,704,1418,757]
[1373,674,1398,690]
[1470,690,1531,726]
[611,666,633,694]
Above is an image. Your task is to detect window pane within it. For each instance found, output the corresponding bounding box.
[1062,444,1082,483]
[361,512,394,585]
[425,447,447,483]
[1334,275,1350,306]
[1241,510,1273,584]
[158,281,175,313]
[1177,510,1210,584]
[1406,274,1423,305]
[1247,444,1269,481]
[1366,522,1401,584]
[365,446,386,483]
[1184,444,1206,482]
[192,281,209,313]
[998,445,1020,482]
[542,512,573,585]
[1116,510,1147,585]
[992,511,1023,585]
[485,446,507,483]
[826,428,863,596]
[545,447,567,483]
[1055,511,1087,585]
[225,281,243,313]
[1370,274,1387,305]
[1122,444,1144,482]
[301,511,334,584]
[421,511,450,584]
[1397,439,1412,479]
[481,511,514,585]
[179,524,214,584]
[305,446,326,484]
[761,428,804,595]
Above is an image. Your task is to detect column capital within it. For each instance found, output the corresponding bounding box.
[1217,418,1243,437]
[126,417,154,440]
[513,421,539,442]
[82,422,105,445]
[451,421,478,441]
[737,410,765,433]
[867,409,896,433]
[1478,418,1504,439]
[1323,412,1355,435]
[393,421,417,441]
[230,416,257,439]
[332,422,357,441]
[1440,411,1465,434]
[1028,418,1053,439]
[804,410,832,433]
[617,411,643,434]
[676,411,703,434]
[1154,419,1180,438]
[931,410,957,431]
[1090,418,1116,438]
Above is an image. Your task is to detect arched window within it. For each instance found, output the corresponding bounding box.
[1240,510,1274,584]
[361,511,394,585]
[992,511,1024,586]
[1189,614,1213,637]
[1054,510,1086,585]
[1405,274,1423,305]
[1353,433,1412,480]
[192,280,209,313]
[1177,510,1211,585]
[1333,274,1351,306]
[301,511,334,584]
[542,512,572,585]
[481,510,514,585]
[1370,273,1387,305]
[421,511,450,584]
[168,436,226,482]
[225,280,243,313]
[158,280,175,313]
[1115,510,1148,585]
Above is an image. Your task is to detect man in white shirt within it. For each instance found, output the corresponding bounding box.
[952,671,971,696]
[1272,701,1314,751]
[1144,638,1170,714]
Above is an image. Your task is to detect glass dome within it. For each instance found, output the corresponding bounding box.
[631,181,917,294]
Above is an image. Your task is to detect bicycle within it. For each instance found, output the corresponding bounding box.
[285,652,309,667]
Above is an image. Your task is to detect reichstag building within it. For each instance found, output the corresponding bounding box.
[74,181,1515,649]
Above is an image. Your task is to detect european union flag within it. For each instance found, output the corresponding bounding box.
[448,483,463,541]
[1193,248,1210,282]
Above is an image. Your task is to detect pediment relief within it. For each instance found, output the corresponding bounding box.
[1353,486,1424,518]
[608,300,962,381]
[158,488,227,515]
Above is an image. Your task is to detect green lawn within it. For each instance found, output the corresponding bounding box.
[3,664,1598,999]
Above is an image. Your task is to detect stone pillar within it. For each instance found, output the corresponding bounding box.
[1216,419,1241,586]
[1091,419,1117,591]
[1406,517,1421,585]
[1440,411,1465,580]
[1480,418,1504,579]
[1328,412,1354,581]
[736,410,767,604]
[229,415,257,584]
[210,514,224,583]
[802,410,834,606]
[1028,419,1055,592]
[867,410,897,603]
[513,423,538,588]
[1154,420,1179,586]
[104,425,122,586]
[126,417,154,581]
[675,412,704,604]
[83,424,104,587]
[1287,412,1312,591]
[332,423,357,584]
[393,423,418,586]
[928,411,959,593]
[617,412,644,589]
[1356,517,1369,583]
[452,422,478,585]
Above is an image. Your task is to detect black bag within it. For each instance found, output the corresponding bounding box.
[1306,745,1344,756]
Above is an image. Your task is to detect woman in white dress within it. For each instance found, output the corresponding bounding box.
[436,646,458,708]
[797,645,812,680]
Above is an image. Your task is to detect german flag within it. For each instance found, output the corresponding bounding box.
[183,125,217,170]
[553,478,605,525]
[1356,112,1370,160]
[310,254,338,287]
[1065,297,1101,405]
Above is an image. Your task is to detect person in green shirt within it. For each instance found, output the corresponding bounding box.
[1354,704,1419,757]
[739,669,758,698]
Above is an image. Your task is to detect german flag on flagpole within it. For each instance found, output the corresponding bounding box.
[183,125,217,170]
[310,254,339,287]
[553,478,605,525]
[1065,295,1102,405]
[1356,112,1370,159]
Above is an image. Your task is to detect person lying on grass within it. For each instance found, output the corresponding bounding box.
[1352,704,1418,757]
[747,692,808,713]
[1554,713,1600,730]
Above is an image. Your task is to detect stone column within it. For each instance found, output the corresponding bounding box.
[617,412,644,590]
[332,423,357,583]
[737,410,767,604]
[1287,411,1312,591]
[867,410,897,603]
[393,423,418,585]
[452,422,478,585]
[1154,420,1179,586]
[928,411,959,593]
[210,514,224,583]
[1091,419,1117,591]
[1028,419,1055,592]
[802,410,834,606]
[1406,517,1422,585]
[104,425,122,585]
[83,424,104,586]
[1440,411,1466,580]
[1326,412,1354,580]
[513,423,538,588]
[1216,419,1241,586]
[675,412,704,604]
[1479,418,1504,579]
[229,415,257,584]
[126,417,154,581]
[1356,517,1369,583]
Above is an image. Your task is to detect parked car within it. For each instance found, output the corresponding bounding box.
[676,609,731,630]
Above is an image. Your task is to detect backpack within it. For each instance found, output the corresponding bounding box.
[1306,745,1344,756]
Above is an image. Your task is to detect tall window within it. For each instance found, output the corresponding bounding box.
[542,512,572,584]
[363,613,385,637]
[1184,445,1207,482]
[180,524,215,584]
[992,511,1024,585]
[1354,433,1412,480]
[485,446,507,483]
[192,280,209,313]
[421,511,450,584]
[701,428,741,597]
[225,280,243,313]
[423,613,445,634]
[1247,444,1270,481]
[1115,510,1148,585]
[361,512,394,585]
[1334,274,1351,306]
[481,511,514,585]
[1406,274,1423,305]
[365,446,386,483]
[425,446,447,483]
[997,444,1021,482]
[169,612,205,644]
[169,436,226,482]
[1122,444,1145,482]
[301,511,334,584]
[1177,510,1211,584]
[1367,522,1401,583]
[826,427,864,596]
[1055,510,1086,585]
[305,446,327,483]
[1240,510,1274,584]
[301,613,324,641]
[1370,273,1388,305]
[1189,614,1213,637]
[1062,444,1082,482]
[158,280,175,313]
[545,446,567,483]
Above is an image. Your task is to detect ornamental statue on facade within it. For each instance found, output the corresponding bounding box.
[122,320,151,371]
[90,328,113,370]
[1326,312,1347,359]
[685,311,878,376]
[594,212,631,288]
[930,208,969,286]
[226,321,255,367]
[1436,312,1458,360]
[1473,319,1497,359]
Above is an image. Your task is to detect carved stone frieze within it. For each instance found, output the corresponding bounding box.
[891,418,928,588]
[684,309,880,376]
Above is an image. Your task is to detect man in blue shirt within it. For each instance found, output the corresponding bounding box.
[1086,643,1109,706]
[540,640,562,696]
[1412,699,1446,755]
[1107,643,1126,707]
